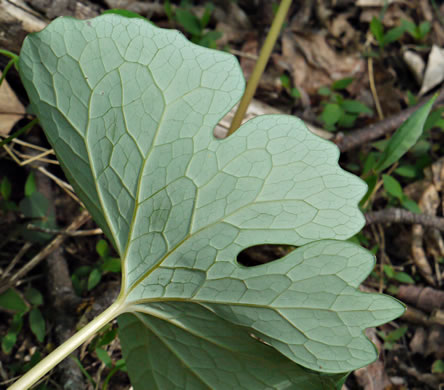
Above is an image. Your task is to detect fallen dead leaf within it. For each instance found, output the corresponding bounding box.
[419,45,444,96]
[353,328,392,390]
[212,1,252,30]
[239,37,258,80]
[428,155,444,192]
[281,32,364,94]
[0,71,26,137]
[216,22,247,46]
[425,325,444,359]
[409,327,427,355]
[404,157,444,286]
[328,13,356,46]
[360,4,411,27]
[403,50,425,85]
[411,224,435,285]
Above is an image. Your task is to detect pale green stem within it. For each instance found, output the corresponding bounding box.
[228,0,293,135]
[8,299,125,390]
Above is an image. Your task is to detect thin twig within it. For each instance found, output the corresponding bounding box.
[365,208,444,231]
[1,242,33,278]
[26,224,102,237]
[0,210,91,294]
[37,166,82,205]
[229,49,259,61]
[7,137,49,152]
[18,149,57,166]
[2,144,22,165]
[368,58,384,120]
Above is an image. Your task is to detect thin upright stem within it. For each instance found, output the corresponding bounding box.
[228,0,293,135]
[8,299,125,390]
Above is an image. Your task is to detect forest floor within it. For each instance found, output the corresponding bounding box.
[1,0,444,389]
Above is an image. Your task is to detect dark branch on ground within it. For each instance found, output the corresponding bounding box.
[365,208,444,232]
[28,135,85,390]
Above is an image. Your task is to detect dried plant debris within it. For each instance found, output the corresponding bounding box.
[406,158,444,287]
[0,71,25,136]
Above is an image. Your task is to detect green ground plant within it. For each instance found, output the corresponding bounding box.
[370,16,406,50]
[359,95,435,210]
[6,13,406,390]
[0,287,46,355]
[71,239,121,295]
[165,0,222,48]
[317,78,373,131]
[280,73,301,101]
[401,19,431,42]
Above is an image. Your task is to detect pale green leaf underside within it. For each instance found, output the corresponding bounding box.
[118,305,347,390]
[19,14,404,387]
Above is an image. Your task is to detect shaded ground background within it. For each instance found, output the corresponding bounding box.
[0,0,444,389]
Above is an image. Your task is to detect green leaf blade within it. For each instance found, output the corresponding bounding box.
[375,96,436,172]
[321,103,343,126]
[370,17,384,46]
[126,239,403,374]
[1,176,12,200]
[175,9,202,36]
[29,307,45,342]
[341,100,373,115]
[332,77,354,91]
[382,26,405,46]
[118,306,344,389]
[0,289,28,313]
[383,174,404,199]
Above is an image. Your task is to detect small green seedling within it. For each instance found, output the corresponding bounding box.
[19,172,58,243]
[318,78,373,131]
[1,176,11,200]
[370,16,405,49]
[167,1,222,48]
[359,96,436,209]
[72,239,120,294]
[280,73,301,100]
[377,325,408,350]
[383,265,415,285]
[0,176,16,211]
[401,19,431,41]
[382,174,421,214]
[0,287,46,354]
[432,359,444,374]
[11,14,405,389]
[76,323,127,389]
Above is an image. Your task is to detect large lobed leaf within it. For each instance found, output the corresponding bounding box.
[19,14,404,389]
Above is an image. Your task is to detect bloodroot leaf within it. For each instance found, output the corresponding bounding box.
[19,14,404,389]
